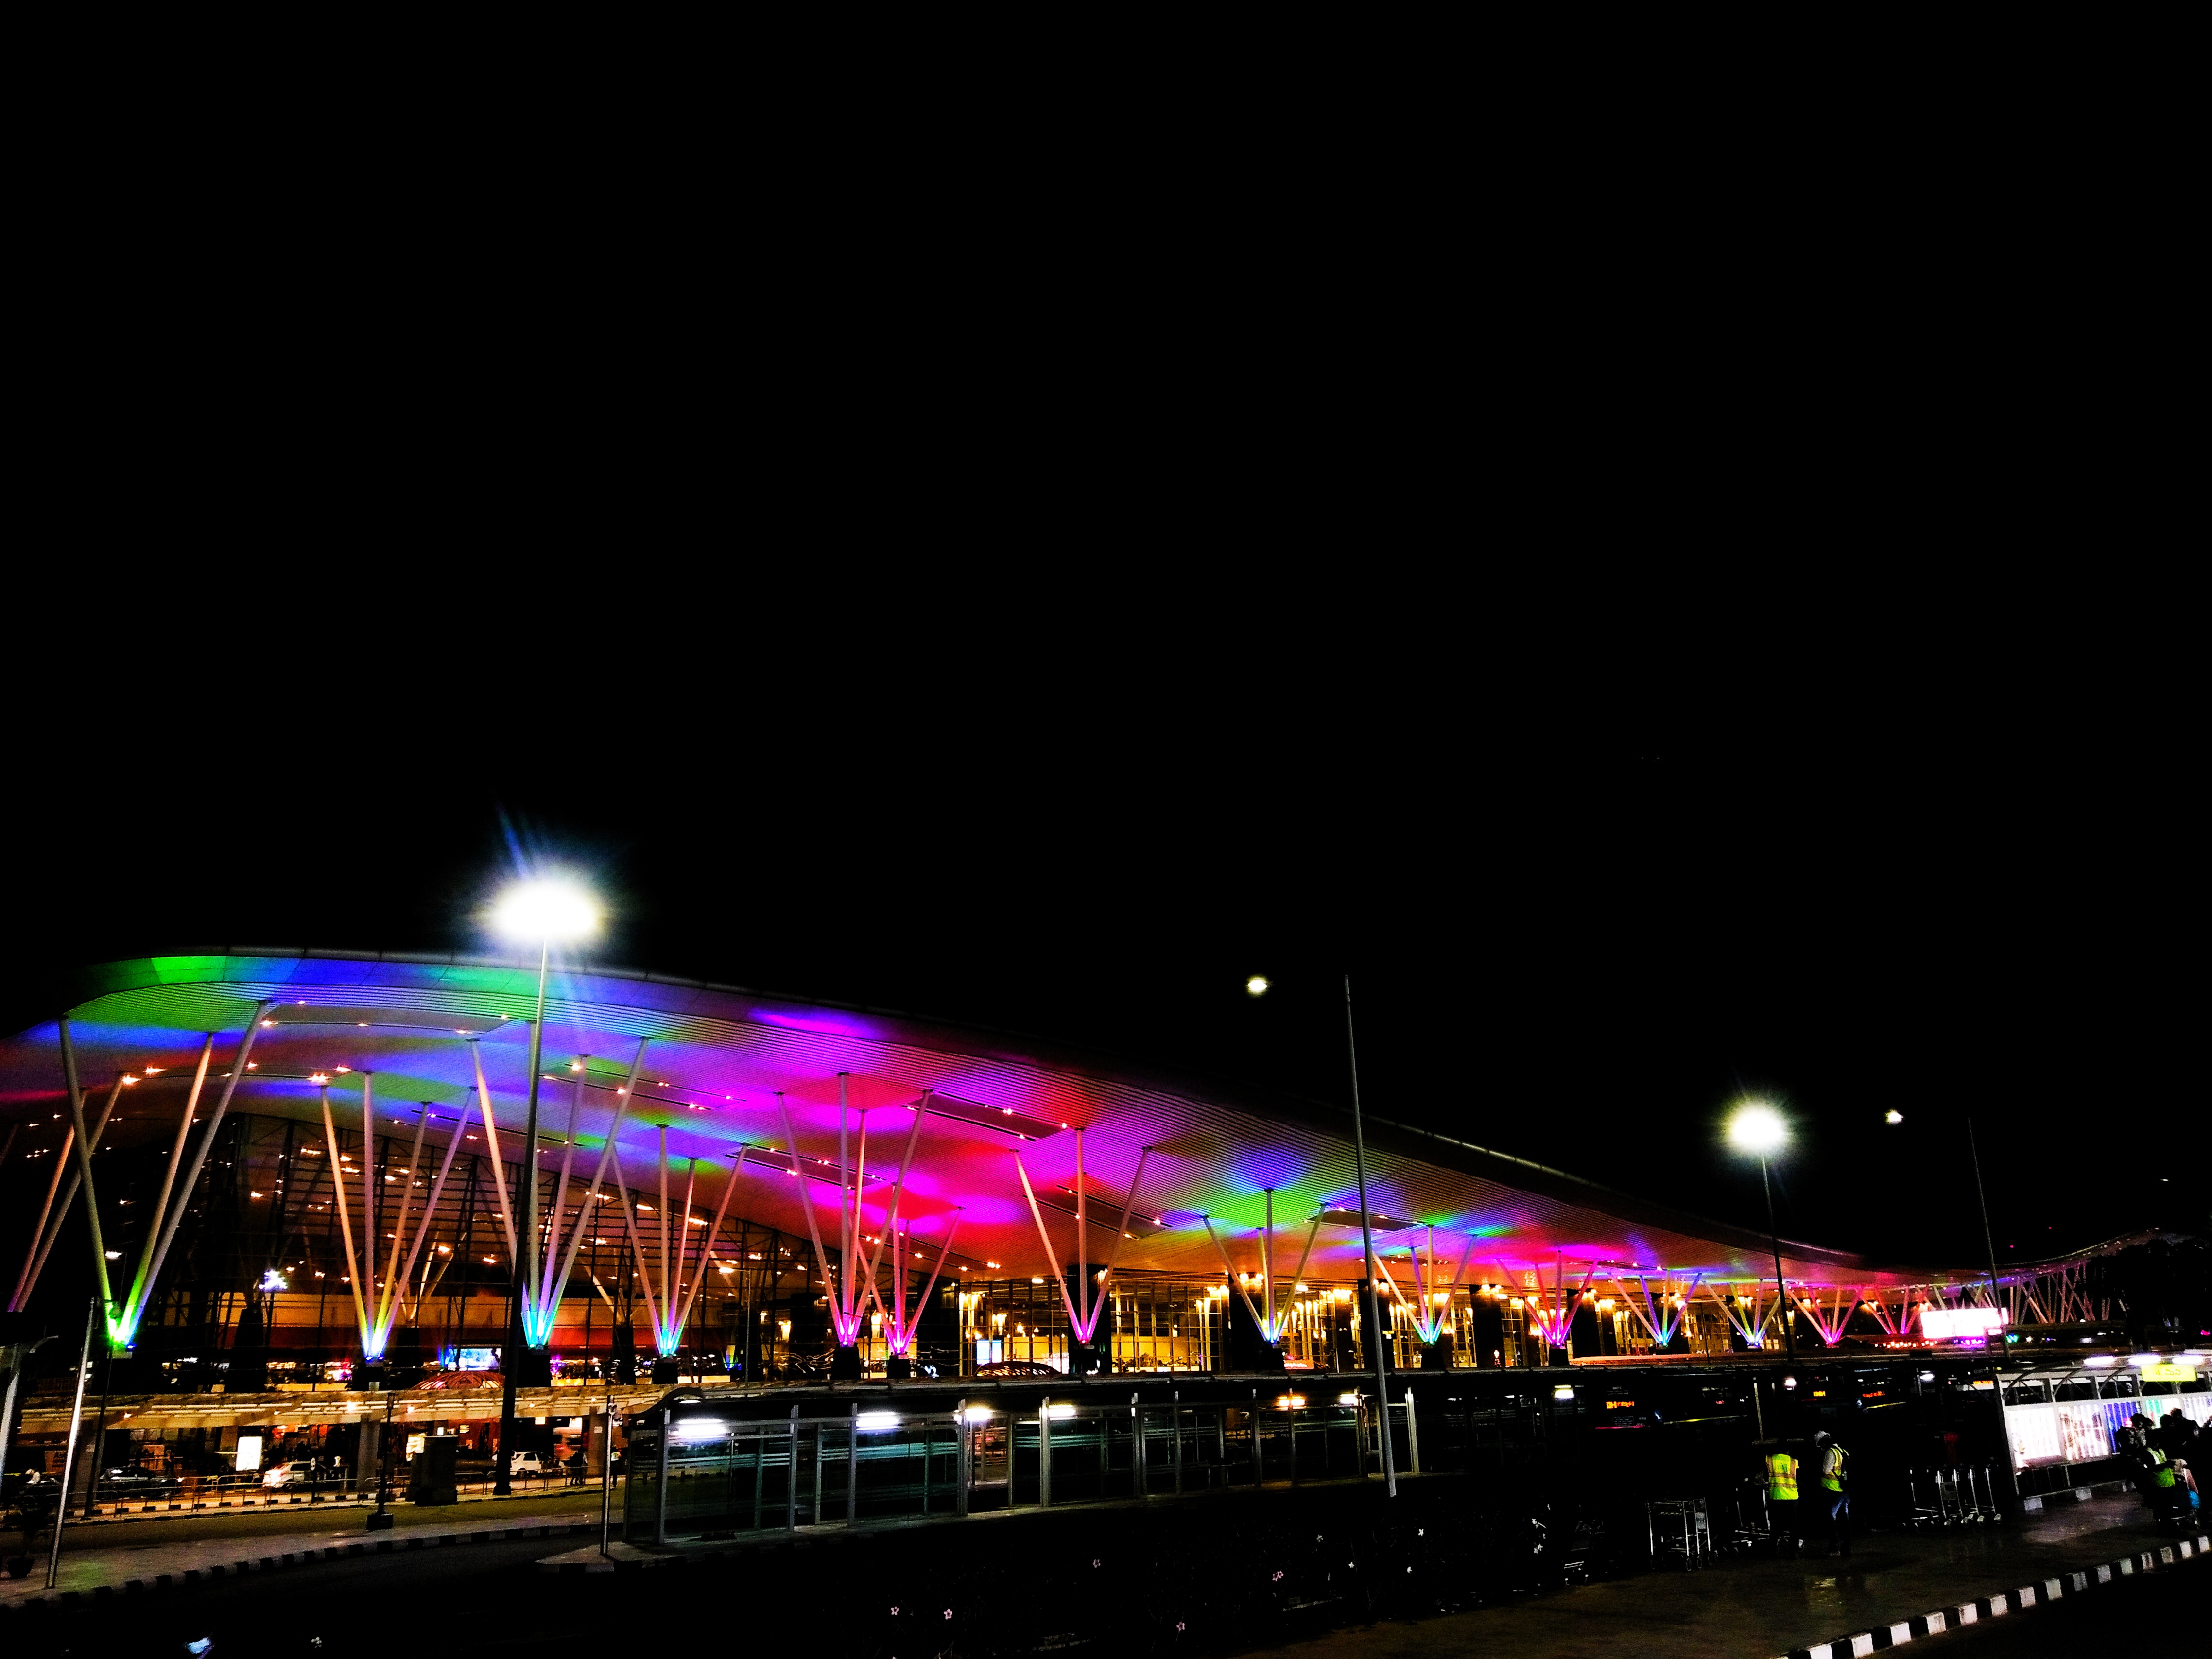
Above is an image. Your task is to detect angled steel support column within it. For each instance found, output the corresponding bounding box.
[56,1023,118,1329]
[130,1005,272,1327]
[116,1035,213,1343]
[43,1298,96,1588]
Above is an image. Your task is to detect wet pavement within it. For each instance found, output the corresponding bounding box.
[1238,1493,2202,1659]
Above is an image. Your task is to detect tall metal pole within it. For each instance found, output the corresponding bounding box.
[495,935,553,1497]
[82,1338,117,1519]
[1343,977,1395,1496]
[600,1378,614,1557]
[1966,1116,2004,1314]
[1759,1157,1796,1361]
[44,1298,97,1588]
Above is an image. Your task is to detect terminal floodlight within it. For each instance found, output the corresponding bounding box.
[491,877,602,944]
[1725,1102,1787,1155]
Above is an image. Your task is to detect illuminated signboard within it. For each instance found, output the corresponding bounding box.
[235,1433,264,1473]
[2139,1362,2198,1383]
[1920,1307,2006,1341]
[454,1346,501,1371]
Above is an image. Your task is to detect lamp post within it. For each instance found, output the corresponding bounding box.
[488,877,601,1497]
[1343,977,1395,1497]
[1726,1103,1796,1362]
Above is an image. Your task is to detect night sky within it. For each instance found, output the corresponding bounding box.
[5,664,2193,1275]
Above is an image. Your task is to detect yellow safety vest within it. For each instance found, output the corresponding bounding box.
[2147,1448,2176,1489]
[1766,1451,1799,1501]
[1821,1445,1848,1492]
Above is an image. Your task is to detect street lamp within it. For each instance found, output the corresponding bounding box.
[1726,1102,1796,1361]
[489,876,601,1496]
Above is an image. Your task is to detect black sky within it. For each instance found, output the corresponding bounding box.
[4,639,2194,1274]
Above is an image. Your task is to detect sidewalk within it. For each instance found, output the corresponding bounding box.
[1235,1494,2200,1659]
[67,1472,603,1524]
[0,1503,613,1614]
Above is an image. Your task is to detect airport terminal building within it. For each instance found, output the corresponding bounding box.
[2,952,2202,1541]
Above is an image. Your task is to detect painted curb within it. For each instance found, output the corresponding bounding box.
[1777,1530,2208,1659]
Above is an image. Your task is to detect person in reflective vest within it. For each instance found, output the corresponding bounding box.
[1814,1430,1851,1558]
[1764,1446,1800,1550]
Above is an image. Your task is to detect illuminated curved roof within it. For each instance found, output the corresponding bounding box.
[1,952,1976,1292]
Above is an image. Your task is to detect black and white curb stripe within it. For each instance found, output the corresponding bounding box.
[2,1522,595,1614]
[1778,1531,2209,1659]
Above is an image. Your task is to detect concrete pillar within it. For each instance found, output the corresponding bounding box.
[356,1420,383,1488]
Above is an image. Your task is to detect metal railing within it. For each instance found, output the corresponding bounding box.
[626,1395,1422,1544]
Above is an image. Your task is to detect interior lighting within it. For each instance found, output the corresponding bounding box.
[857,1412,901,1432]
[1045,1403,1077,1420]
[1553,1386,1576,1401]
[960,1406,994,1424]
[671,1418,730,1443]
[1337,1391,1361,1406]
[2084,1355,2118,1367]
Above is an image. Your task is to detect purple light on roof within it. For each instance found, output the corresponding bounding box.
[745,1007,887,1042]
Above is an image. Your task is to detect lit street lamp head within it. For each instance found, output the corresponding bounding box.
[491,878,602,945]
[1726,1101,1788,1156]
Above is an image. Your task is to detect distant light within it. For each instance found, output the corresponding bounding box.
[671,1418,729,1443]
[105,1250,122,1260]
[258,1269,287,1292]
[1782,1376,1798,1390]
[1246,976,1270,997]
[857,1411,901,1432]
[1885,1110,1904,1125]
[1337,1391,1361,1406]
[2084,1355,2118,1367]
[960,1406,994,1424]
[1045,1403,1077,1421]
[1553,1386,1576,1401]
[309,1073,330,1085]
[490,877,603,944]
[1726,1102,1788,1155]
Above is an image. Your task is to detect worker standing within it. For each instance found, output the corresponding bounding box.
[1764,1442,1801,1553]
[1814,1430,1850,1558]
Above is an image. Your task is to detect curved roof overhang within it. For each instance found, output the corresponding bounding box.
[0,952,1994,1293]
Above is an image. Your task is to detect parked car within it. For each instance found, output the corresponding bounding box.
[95,1467,177,1493]
[507,1449,558,1479]
[261,1459,340,1489]
[975,1360,1062,1378]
